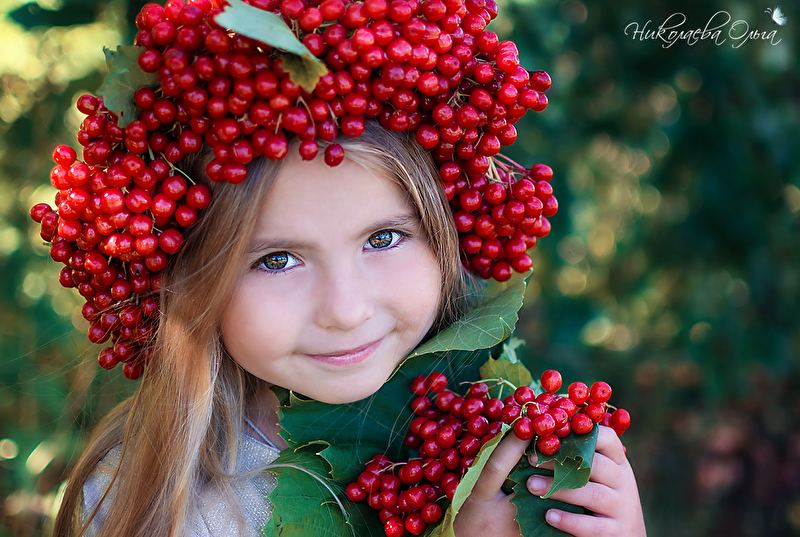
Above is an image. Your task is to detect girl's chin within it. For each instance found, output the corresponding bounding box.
[298,379,388,405]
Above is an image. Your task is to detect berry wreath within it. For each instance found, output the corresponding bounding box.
[30,0,557,379]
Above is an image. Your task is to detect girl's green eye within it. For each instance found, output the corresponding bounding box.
[367,230,401,250]
[258,252,299,272]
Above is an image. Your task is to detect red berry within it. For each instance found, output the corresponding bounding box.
[411,374,430,395]
[590,381,612,403]
[571,413,594,435]
[405,512,426,536]
[324,144,345,166]
[536,434,560,456]
[384,516,406,537]
[421,502,442,524]
[540,369,562,393]
[427,371,447,393]
[568,382,589,405]
[501,403,522,424]
[513,416,533,441]
[529,70,552,92]
[611,408,631,433]
[513,386,535,405]
[532,413,556,437]
[548,407,569,429]
[584,402,605,423]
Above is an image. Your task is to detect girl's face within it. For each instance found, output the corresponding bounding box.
[220,153,443,404]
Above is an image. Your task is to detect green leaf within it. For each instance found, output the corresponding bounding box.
[264,443,355,536]
[536,425,598,498]
[96,46,158,127]
[505,426,598,535]
[281,54,331,93]
[508,465,585,537]
[479,337,533,400]
[213,0,328,91]
[403,272,530,361]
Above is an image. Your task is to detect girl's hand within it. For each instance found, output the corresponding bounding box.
[453,426,646,537]
[526,426,647,537]
[453,433,529,536]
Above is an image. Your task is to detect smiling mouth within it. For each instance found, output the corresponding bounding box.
[305,338,384,366]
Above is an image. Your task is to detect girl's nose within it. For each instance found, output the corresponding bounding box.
[314,267,374,331]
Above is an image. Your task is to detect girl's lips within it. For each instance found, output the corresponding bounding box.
[304,338,384,366]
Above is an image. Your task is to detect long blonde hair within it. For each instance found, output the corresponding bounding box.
[53,123,472,536]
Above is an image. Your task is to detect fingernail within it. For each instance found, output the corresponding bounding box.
[528,454,538,466]
[528,476,547,494]
[546,510,561,525]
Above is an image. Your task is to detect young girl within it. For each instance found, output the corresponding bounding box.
[37,0,647,535]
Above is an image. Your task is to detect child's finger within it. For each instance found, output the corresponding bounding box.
[594,425,626,465]
[527,474,616,516]
[469,433,530,502]
[530,451,619,489]
[543,509,614,537]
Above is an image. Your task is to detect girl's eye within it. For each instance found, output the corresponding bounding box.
[257,252,300,272]
[366,230,404,250]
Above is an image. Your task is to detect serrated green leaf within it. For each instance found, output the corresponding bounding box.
[403,272,530,361]
[213,0,328,91]
[504,426,598,535]
[263,443,355,537]
[96,46,158,127]
[281,54,331,93]
[508,464,585,537]
[545,457,588,499]
[536,425,598,498]
[480,337,533,400]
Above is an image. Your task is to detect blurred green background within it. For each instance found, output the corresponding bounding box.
[0,0,798,535]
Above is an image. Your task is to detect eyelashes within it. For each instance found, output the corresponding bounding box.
[255,251,301,273]
[365,229,407,250]
[254,229,411,275]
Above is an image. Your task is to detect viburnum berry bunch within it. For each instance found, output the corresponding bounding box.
[346,369,629,536]
[31,0,556,377]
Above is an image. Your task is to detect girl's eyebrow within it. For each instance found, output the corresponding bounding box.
[248,213,420,254]
[361,214,419,236]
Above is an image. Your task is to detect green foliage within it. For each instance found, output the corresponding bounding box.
[9,2,97,28]
[263,444,356,537]
[479,337,533,400]
[508,465,585,537]
[534,425,598,499]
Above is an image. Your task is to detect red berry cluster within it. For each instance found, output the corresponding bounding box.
[32,0,556,376]
[135,0,557,279]
[346,453,444,536]
[346,369,629,536]
[507,370,631,454]
[452,161,555,280]
[30,134,212,379]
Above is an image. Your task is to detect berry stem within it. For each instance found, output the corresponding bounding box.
[462,377,519,393]
[492,152,526,172]
[169,163,196,185]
